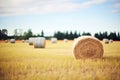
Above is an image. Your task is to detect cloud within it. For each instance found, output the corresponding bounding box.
[112,10,120,13]
[0,0,108,16]
[114,3,120,8]
[112,3,120,13]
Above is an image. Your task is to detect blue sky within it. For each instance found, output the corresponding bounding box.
[0,0,120,36]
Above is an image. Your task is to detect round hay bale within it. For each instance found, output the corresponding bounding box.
[64,39,68,42]
[34,37,46,48]
[29,37,35,45]
[5,40,8,43]
[103,38,109,44]
[10,39,15,43]
[73,36,104,59]
[22,40,25,43]
[51,38,57,43]
[109,39,113,43]
[74,38,77,41]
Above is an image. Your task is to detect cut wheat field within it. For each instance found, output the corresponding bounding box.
[0,40,120,80]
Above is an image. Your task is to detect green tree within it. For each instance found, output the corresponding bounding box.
[14,29,19,39]
[99,32,103,40]
[94,33,99,39]
[74,31,78,38]
[103,32,108,38]
[64,31,69,39]
[23,32,27,39]
[118,32,120,40]
[78,32,81,37]
[23,29,33,39]
[0,29,8,40]
[82,32,91,36]
[37,34,40,37]
[109,32,117,40]
[2,29,8,35]
[69,31,74,40]
[41,30,44,37]
[27,29,33,38]
[54,31,65,40]
[14,29,18,36]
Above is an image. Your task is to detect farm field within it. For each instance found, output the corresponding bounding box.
[0,40,120,80]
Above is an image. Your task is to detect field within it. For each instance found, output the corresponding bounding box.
[0,40,120,80]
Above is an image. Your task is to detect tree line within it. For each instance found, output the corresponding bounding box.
[54,31,120,40]
[0,29,120,40]
[0,29,44,40]
[54,31,91,40]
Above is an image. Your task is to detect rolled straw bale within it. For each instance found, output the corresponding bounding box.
[51,38,57,43]
[5,40,8,43]
[64,39,68,42]
[22,40,25,43]
[109,39,113,43]
[10,39,15,43]
[29,37,35,45]
[34,37,46,48]
[74,38,77,41]
[103,38,109,44]
[73,36,103,59]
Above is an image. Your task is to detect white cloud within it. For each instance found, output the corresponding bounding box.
[112,3,120,13]
[112,10,120,13]
[0,0,108,16]
[114,3,120,8]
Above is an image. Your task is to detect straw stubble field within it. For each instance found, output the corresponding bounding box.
[0,40,120,80]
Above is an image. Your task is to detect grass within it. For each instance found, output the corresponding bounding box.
[0,40,120,80]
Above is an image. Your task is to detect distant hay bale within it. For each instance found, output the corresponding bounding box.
[5,40,8,43]
[64,39,68,42]
[29,37,35,45]
[34,37,46,48]
[74,38,77,41]
[73,36,104,59]
[103,38,109,44]
[22,40,25,43]
[10,39,15,43]
[109,39,113,43]
[51,38,57,43]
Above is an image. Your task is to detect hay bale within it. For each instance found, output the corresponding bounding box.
[109,39,113,43]
[5,40,8,43]
[73,36,103,59]
[29,37,35,45]
[64,39,68,42]
[34,37,46,48]
[51,38,57,43]
[103,38,109,44]
[74,38,77,41]
[22,40,25,43]
[10,39,15,43]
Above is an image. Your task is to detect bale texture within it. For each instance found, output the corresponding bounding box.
[10,39,15,43]
[73,36,104,59]
[34,37,46,48]
[51,38,57,43]
[29,37,34,45]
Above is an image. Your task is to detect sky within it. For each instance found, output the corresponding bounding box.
[0,0,120,36]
